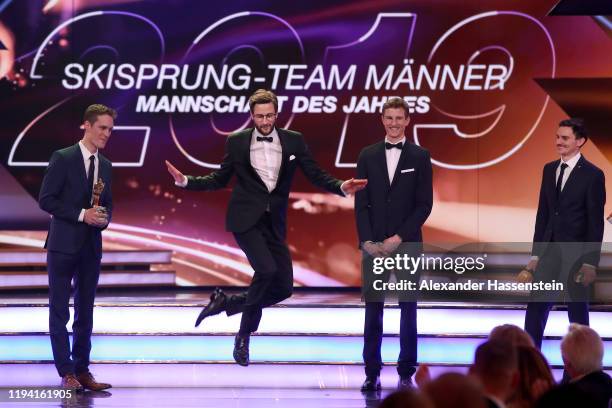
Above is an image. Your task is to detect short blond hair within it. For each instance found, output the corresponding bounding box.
[83,104,117,124]
[382,97,410,117]
[561,323,603,375]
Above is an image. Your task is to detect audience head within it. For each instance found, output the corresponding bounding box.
[378,388,433,408]
[560,323,604,379]
[423,372,487,408]
[470,340,518,401]
[489,324,535,348]
[510,345,555,406]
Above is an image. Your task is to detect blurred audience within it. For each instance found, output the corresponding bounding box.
[387,324,610,408]
[489,324,535,348]
[378,388,434,408]
[534,383,599,408]
[559,323,611,408]
[507,346,555,408]
[423,372,487,408]
[470,340,518,408]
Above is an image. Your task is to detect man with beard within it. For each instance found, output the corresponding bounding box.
[166,89,367,366]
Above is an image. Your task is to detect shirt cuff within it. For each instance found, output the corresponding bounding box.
[78,209,85,223]
[340,181,348,197]
[583,263,596,269]
[175,175,188,188]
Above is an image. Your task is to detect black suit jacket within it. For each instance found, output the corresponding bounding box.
[355,141,433,245]
[532,155,605,266]
[572,370,612,408]
[485,396,503,408]
[39,143,113,257]
[185,127,343,236]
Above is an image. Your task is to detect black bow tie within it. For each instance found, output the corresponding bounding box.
[385,142,403,150]
[257,136,273,143]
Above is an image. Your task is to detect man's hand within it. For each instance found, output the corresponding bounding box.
[341,178,368,195]
[575,264,596,286]
[414,364,431,388]
[165,160,186,184]
[84,207,108,228]
[363,241,384,257]
[381,234,402,255]
[517,258,538,283]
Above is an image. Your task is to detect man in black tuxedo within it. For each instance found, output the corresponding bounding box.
[354,98,433,390]
[166,89,367,366]
[519,118,606,350]
[38,104,115,391]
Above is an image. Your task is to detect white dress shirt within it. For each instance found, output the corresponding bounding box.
[385,136,405,184]
[175,128,283,192]
[556,152,581,192]
[78,141,99,222]
[175,128,350,198]
[250,127,283,192]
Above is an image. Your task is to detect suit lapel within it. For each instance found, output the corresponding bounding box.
[70,143,93,207]
[549,159,560,206]
[390,143,411,191]
[275,128,288,186]
[560,156,585,199]
[70,143,91,200]
[242,129,269,191]
[375,142,391,190]
[72,143,88,187]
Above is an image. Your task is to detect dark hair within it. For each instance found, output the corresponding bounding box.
[424,373,487,408]
[249,89,278,112]
[379,389,433,408]
[489,324,535,348]
[559,118,588,142]
[83,104,117,124]
[473,340,517,389]
[512,346,555,406]
[382,97,410,117]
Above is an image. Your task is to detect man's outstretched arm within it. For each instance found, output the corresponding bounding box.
[166,137,234,191]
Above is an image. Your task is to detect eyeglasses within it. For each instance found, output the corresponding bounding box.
[252,113,277,121]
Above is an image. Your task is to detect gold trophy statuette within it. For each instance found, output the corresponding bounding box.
[92,178,106,213]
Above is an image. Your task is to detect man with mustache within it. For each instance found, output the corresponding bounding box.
[519,118,606,356]
[39,104,115,391]
[166,89,367,366]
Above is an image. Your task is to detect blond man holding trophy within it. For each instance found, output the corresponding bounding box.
[39,104,115,391]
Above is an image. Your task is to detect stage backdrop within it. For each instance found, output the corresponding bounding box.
[0,0,610,286]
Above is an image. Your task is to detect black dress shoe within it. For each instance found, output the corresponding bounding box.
[233,334,250,366]
[195,288,227,327]
[360,376,381,392]
[397,376,414,389]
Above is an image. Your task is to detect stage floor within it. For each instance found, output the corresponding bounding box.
[0,289,610,397]
[0,387,387,408]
